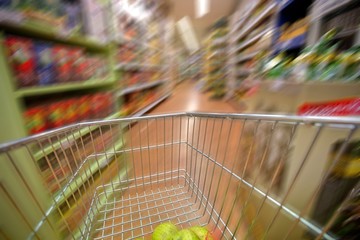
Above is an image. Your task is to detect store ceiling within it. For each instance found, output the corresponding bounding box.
[167,0,239,39]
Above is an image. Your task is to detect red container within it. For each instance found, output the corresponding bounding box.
[53,45,72,83]
[24,107,48,134]
[5,36,38,87]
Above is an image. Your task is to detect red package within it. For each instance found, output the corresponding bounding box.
[71,48,86,81]
[53,45,72,83]
[78,95,91,121]
[298,98,360,116]
[24,107,48,134]
[90,94,104,119]
[48,102,66,128]
[5,35,38,87]
[64,99,78,124]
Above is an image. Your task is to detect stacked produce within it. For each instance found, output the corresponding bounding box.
[149,222,218,240]
[5,35,108,88]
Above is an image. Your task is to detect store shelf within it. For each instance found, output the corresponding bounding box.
[237,68,253,77]
[235,2,277,41]
[115,62,161,71]
[14,78,115,98]
[263,80,360,88]
[231,0,266,34]
[117,80,166,97]
[131,93,171,117]
[0,10,107,51]
[118,35,161,51]
[312,0,354,20]
[234,28,273,53]
[33,112,121,161]
[279,0,295,12]
[212,36,227,46]
[53,138,125,207]
[237,51,260,63]
[275,33,306,52]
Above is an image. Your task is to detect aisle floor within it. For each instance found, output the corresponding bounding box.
[150,80,237,114]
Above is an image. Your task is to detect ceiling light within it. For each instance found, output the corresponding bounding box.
[196,0,209,18]
[176,16,200,53]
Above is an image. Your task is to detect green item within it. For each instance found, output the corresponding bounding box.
[189,226,213,240]
[152,222,178,240]
[172,229,200,240]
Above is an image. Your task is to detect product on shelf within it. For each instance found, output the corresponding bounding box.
[71,48,87,80]
[279,18,309,42]
[24,106,48,134]
[5,35,38,87]
[24,92,114,134]
[4,34,109,86]
[34,41,56,85]
[260,29,360,82]
[53,45,72,82]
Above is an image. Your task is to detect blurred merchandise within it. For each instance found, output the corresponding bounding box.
[279,18,309,43]
[24,92,114,134]
[260,30,360,82]
[81,0,109,42]
[203,19,228,98]
[34,41,56,85]
[5,35,38,87]
[310,140,360,239]
[4,34,109,88]
[298,98,360,116]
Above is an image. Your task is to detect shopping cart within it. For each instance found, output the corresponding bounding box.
[0,112,359,240]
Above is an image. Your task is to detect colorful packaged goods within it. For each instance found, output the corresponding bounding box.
[24,92,114,134]
[5,35,38,87]
[24,107,48,134]
[78,95,91,121]
[34,41,56,85]
[48,102,66,129]
[53,45,72,83]
[70,48,86,81]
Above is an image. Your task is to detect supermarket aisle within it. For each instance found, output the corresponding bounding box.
[150,80,237,114]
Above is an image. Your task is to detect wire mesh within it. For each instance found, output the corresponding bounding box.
[0,113,359,239]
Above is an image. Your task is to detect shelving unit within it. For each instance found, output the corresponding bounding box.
[224,1,360,239]
[203,19,228,98]
[227,0,277,100]
[0,1,173,239]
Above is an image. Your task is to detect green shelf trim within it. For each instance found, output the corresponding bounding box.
[0,19,108,51]
[14,78,116,98]
[53,138,125,207]
[33,112,121,161]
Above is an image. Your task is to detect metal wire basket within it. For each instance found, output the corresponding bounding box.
[0,112,359,240]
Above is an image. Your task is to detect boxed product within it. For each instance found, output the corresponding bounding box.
[64,98,78,124]
[84,57,97,79]
[53,45,72,83]
[34,41,56,85]
[5,35,38,87]
[24,106,48,134]
[48,102,66,129]
[78,95,91,121]
[71,48,86,81]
